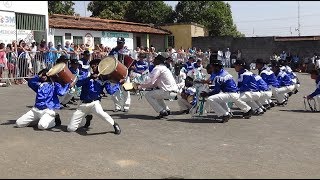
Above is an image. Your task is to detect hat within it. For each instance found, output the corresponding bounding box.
[233,59,246,66]
[255,58,265,64]
[57,43,61,46]
[70,59,79,64]
[154,55,166,64]
[89,59,101,66]
[83,50,90,56]
[211,60,223,66]
[31,40,36,43]
[117,37,125,43]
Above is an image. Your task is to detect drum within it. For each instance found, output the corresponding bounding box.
[124,55,135,68]
[47,63,77,85]
[98,56,128,82]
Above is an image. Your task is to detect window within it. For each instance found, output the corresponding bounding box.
[136,37,141,48]
[65,33,72,40]
[54,36,63,47]
[15,13,45,31]
[168,36,175,48]
[73,36,83,45]
[94,37,101,46]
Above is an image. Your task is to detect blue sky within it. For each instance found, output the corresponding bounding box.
[74,1,320,37]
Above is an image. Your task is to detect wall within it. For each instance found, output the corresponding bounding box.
[191,24,207,38]
[192,36,320,63]
[0,1,49,41]
[149,34,165,52]
[160,24,192,50]
[48,28,135,50]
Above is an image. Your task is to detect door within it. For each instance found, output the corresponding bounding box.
[54,36,63,47]
[136,36,141,48]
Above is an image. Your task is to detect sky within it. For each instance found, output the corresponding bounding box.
[73,1,320,37]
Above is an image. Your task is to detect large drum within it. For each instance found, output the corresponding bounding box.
[47,63,76,85]
[98,56,128,82]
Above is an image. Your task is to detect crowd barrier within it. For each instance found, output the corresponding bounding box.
[0,50,210,85]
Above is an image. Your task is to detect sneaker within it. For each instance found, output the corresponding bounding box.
[270,102,275,107]
[54,113,61,127]
[166,110,171,115]
[156,110,168,119]
[220,114,231,123]
[293,89,299,94]
[243,108,253,119]
[263,104,271,110]
[113,123,121,135]
[123,109,129,112]
[83,115,93,128]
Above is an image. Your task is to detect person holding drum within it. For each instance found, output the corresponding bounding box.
[66,59,121,135]
[108,37,131,112]
[134,55,179,119]
[15,68,72,130]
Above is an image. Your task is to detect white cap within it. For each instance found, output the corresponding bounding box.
[31,40,36,43]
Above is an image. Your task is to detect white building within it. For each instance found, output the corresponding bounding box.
[0,1,49,45]
[48,14,171,51]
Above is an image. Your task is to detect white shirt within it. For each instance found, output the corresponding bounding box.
[217,50,223,60]
[225,50,231,58]
[140,64,178,92]
[174,71,187,92]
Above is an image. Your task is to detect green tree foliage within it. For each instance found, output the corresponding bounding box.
[48,1,75,15]
[87,1,130,20]
[174,1,244,37]
[124,1,174,24]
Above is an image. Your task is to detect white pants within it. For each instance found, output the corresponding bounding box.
[111,78,131,110]
[257,90,273,106]
[292,78,300,90]
[67,100,115,132]
[240,91,262,110]
[225,58,231,68]
[207,92,251,117]
[144,89,177,113]
[177,98,193,111]
[272,85,295,103]
[15,107,56,130]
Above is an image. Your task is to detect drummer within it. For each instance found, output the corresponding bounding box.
[66,58,121,134]
[60,59,86,108]
[15,68,72,130]
[108,37,131,112]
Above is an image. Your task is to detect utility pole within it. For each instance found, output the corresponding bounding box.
[252,27,255,37]
[84,1,86,17]
[298,1,301,36]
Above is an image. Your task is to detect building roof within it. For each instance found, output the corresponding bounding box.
[159,22,206,28]
[49,14,171,35]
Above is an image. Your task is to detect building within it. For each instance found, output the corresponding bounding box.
[0,1,49,45]
[159,22,208,50]
[48,14,171,51]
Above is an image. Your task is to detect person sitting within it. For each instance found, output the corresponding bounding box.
[15,69,71,129]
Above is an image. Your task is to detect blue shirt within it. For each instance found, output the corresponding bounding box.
[209,69,238,96]
[184,62,194,72]
[309,76,320,98]
[134,60,148,74]
[237,69,259,92]
[260,66,280,88]
[275,69,294,87]
[109,47,121,56]
[254,74,270,91]
[28,75,70,110]
[76,77,120,102]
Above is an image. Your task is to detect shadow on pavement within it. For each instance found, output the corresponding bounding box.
[279,109,319,113]
[0,120,16,125]
[112,114,157,120]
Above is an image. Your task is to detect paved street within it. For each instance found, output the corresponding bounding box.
[1,69,320,179]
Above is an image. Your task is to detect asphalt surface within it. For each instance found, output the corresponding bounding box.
[1,68,320,179]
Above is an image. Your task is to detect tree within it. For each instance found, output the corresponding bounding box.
[124,1,175,24]
[87,1,130,20]
[174,1,244,37]
[48,1,75,15]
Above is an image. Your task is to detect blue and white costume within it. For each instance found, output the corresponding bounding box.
[16,75,70,129]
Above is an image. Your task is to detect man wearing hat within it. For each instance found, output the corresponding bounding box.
[200,60,253,122]
[135,55,179,119]
[233,59,264,115]
[108,37,131,112]
[67,58,121,134]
